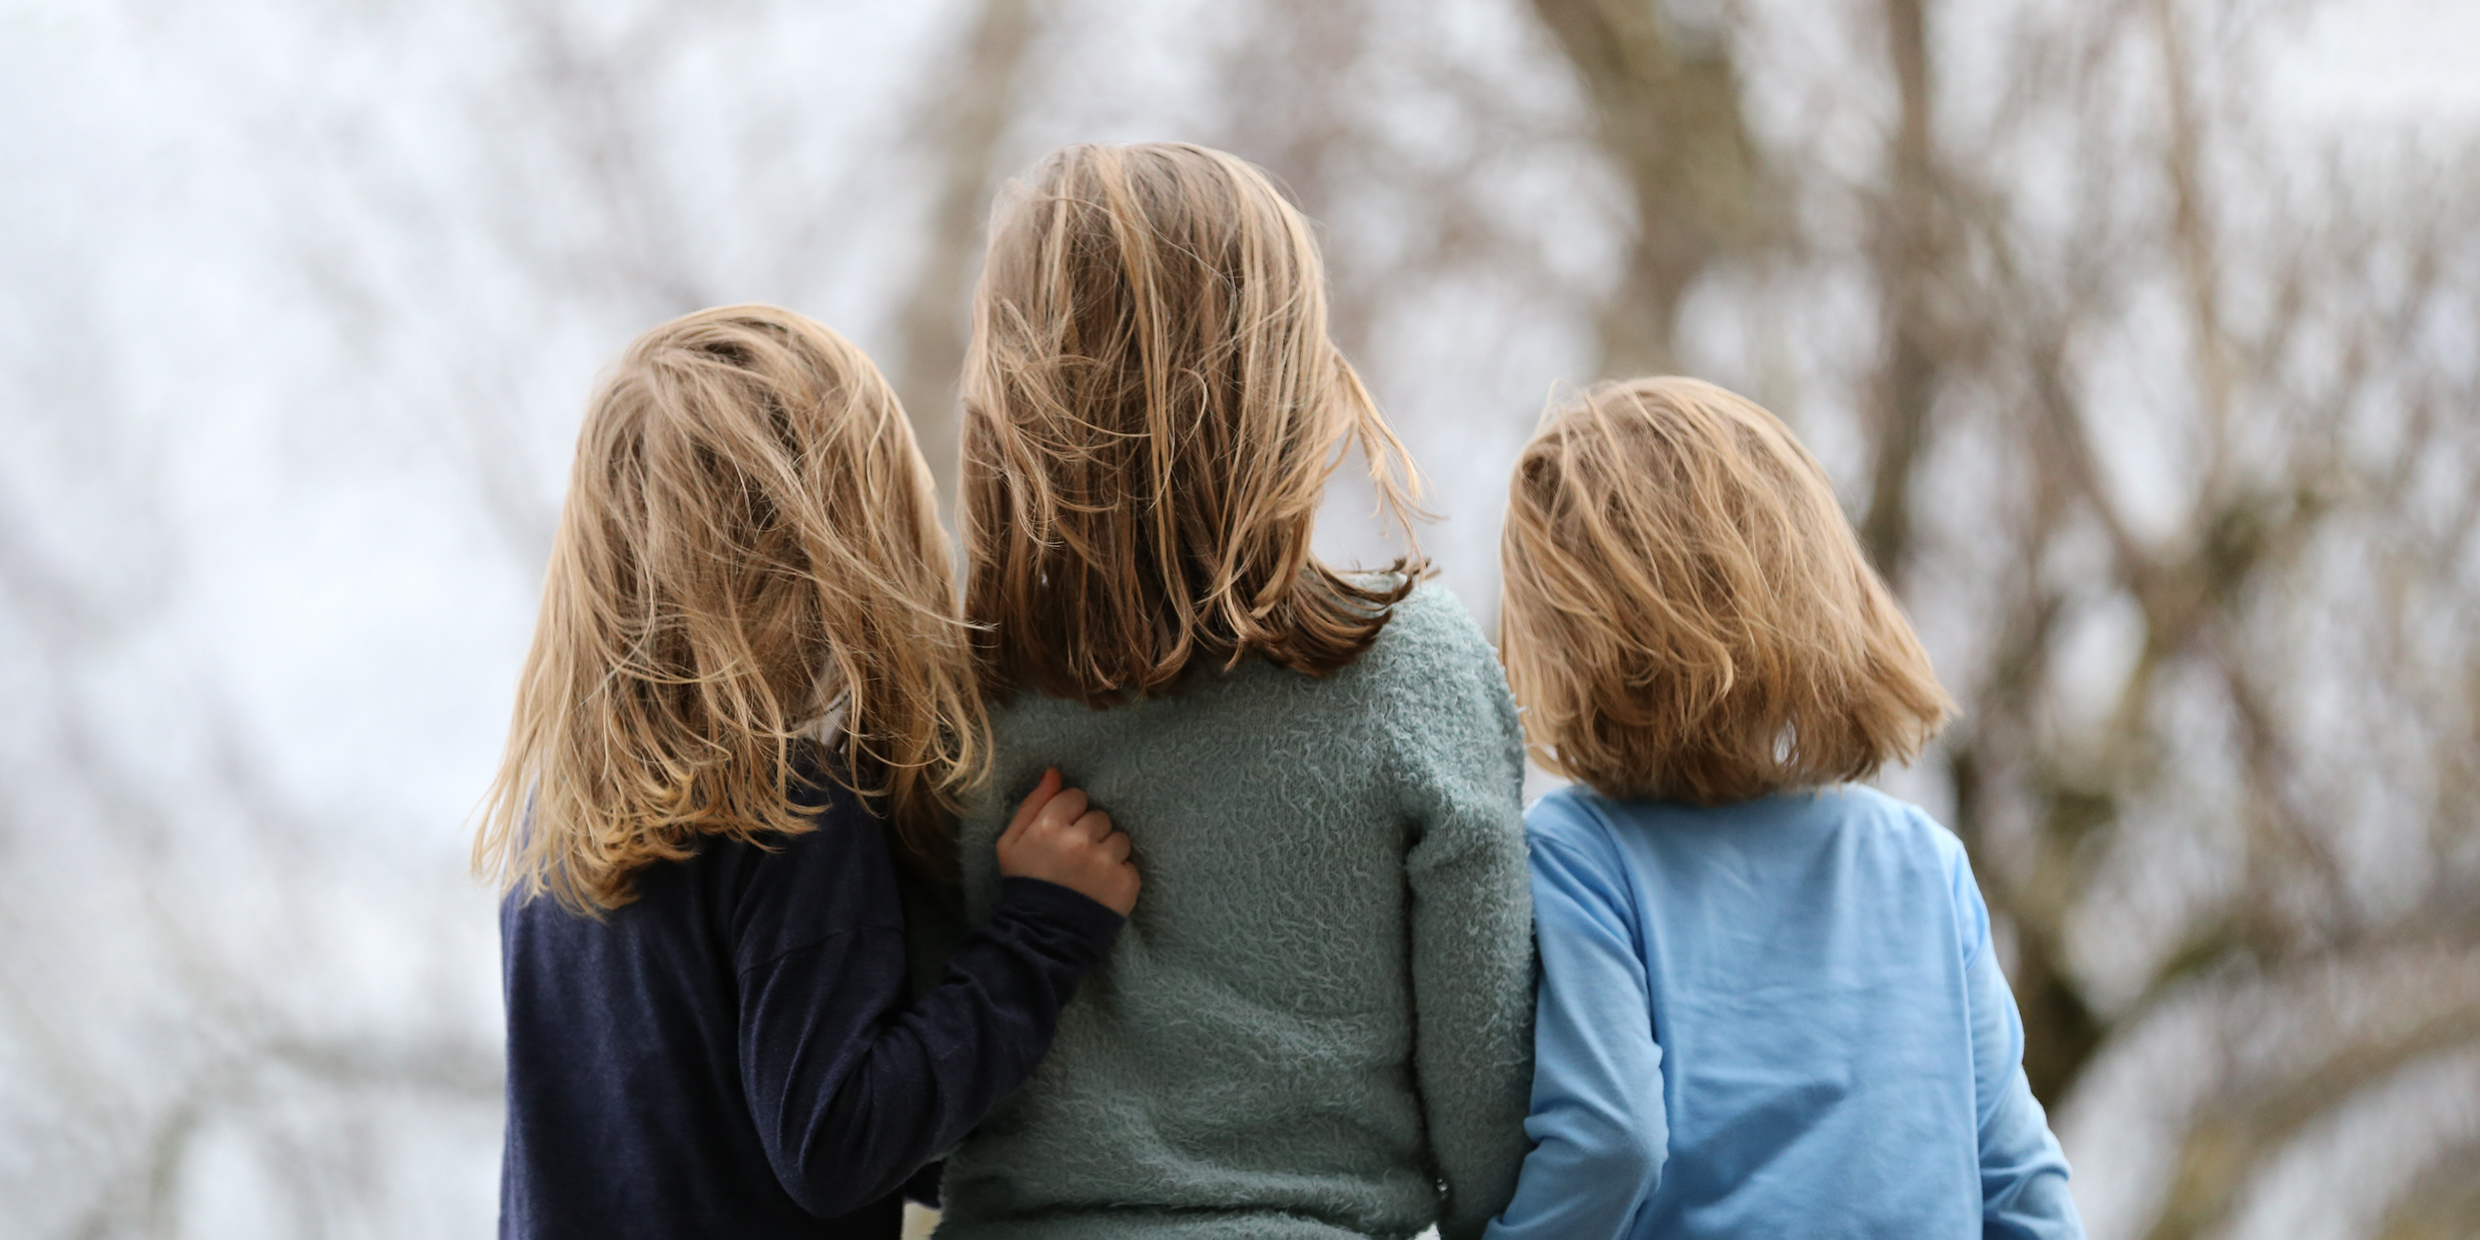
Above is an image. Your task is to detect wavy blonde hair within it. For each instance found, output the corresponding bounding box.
[961,142,1425,705]
[1499,376,1953,803]
[475,305,985,912]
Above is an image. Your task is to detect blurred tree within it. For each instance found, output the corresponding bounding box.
[1530,0,1766,373]
[2379,1137,2480,1240]
[889,0,1040,510]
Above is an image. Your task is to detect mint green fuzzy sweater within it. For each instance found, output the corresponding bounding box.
[929,581,1535,1240]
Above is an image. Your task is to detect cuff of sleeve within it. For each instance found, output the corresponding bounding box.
[994,876,1125,961]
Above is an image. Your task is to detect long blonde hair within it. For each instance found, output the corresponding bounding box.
[961,142,1425,706]
[1499,376,1953,803]
[475,305,985,912]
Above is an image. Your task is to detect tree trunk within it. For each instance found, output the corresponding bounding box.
[1530,0,1764,377]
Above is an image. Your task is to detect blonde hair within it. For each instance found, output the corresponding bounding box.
[474,305,985,912]
[1499,376,1953,803]
[961,142,1424,705]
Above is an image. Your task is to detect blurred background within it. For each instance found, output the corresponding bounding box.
[3,0,2476,1235]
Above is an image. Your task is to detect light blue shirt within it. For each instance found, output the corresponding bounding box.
[1486,784,2083,1240]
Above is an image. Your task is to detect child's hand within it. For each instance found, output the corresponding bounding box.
[996,768,1140,916]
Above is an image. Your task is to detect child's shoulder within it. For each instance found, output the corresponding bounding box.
[1348,575,1495,681]
[1345,576,1518,736]
[1357,572,1478,640]
[1784,786,1975,898]
[1819,783,1967,863]
[1522,784,1630,861]
[1525,782,1965,865]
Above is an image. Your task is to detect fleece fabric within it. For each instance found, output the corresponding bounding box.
[927,580,1536,1240]
[498,749,1123,1240]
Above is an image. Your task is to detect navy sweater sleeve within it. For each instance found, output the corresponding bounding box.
[739,877,1121,1217]
[499,761,1119,1240]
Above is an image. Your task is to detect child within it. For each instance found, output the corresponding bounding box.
[1487,377,2084,1239]
[926,143,1535,1239]
[474,305,1140,1239]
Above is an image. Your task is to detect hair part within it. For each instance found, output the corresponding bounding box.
[474,305,986,912]
[1499,376,1953,803]
[961,142,1424,705]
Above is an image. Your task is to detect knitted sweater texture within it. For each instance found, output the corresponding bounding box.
[931,581,1535,1240]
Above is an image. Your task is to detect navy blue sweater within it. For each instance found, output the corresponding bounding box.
[498,769,1122,1239]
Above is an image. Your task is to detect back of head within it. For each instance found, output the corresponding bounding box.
[962,142,1423,706]
[476,305,985,912]
[1499,377,1953,803]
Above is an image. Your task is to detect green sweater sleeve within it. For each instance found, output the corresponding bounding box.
[1388,592,1536,1240]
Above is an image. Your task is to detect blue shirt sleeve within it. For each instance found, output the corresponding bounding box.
[1952,851,2085,1240]
[1486,815,1667,1240]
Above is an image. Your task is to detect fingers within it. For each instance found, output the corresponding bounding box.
[1095,851,1140,916]
[1000,768,1064,846]
[991,774,1140,916]
[1029,786,1091,840]
[1071,809,1114,844]
[1065,807,1128,858]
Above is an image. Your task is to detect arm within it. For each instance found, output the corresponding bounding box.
[1954,856,2085,1240]
[741,773,1137,1218]
[740,877,1118,1218]
[1395,601,1537,1240]
[1406,789,1534,1240]
[1486,827,1665,1240]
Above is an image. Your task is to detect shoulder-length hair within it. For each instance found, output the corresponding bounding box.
[1499,377,1953,803]
[960,142,1424,706]
[474,305,985,912]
